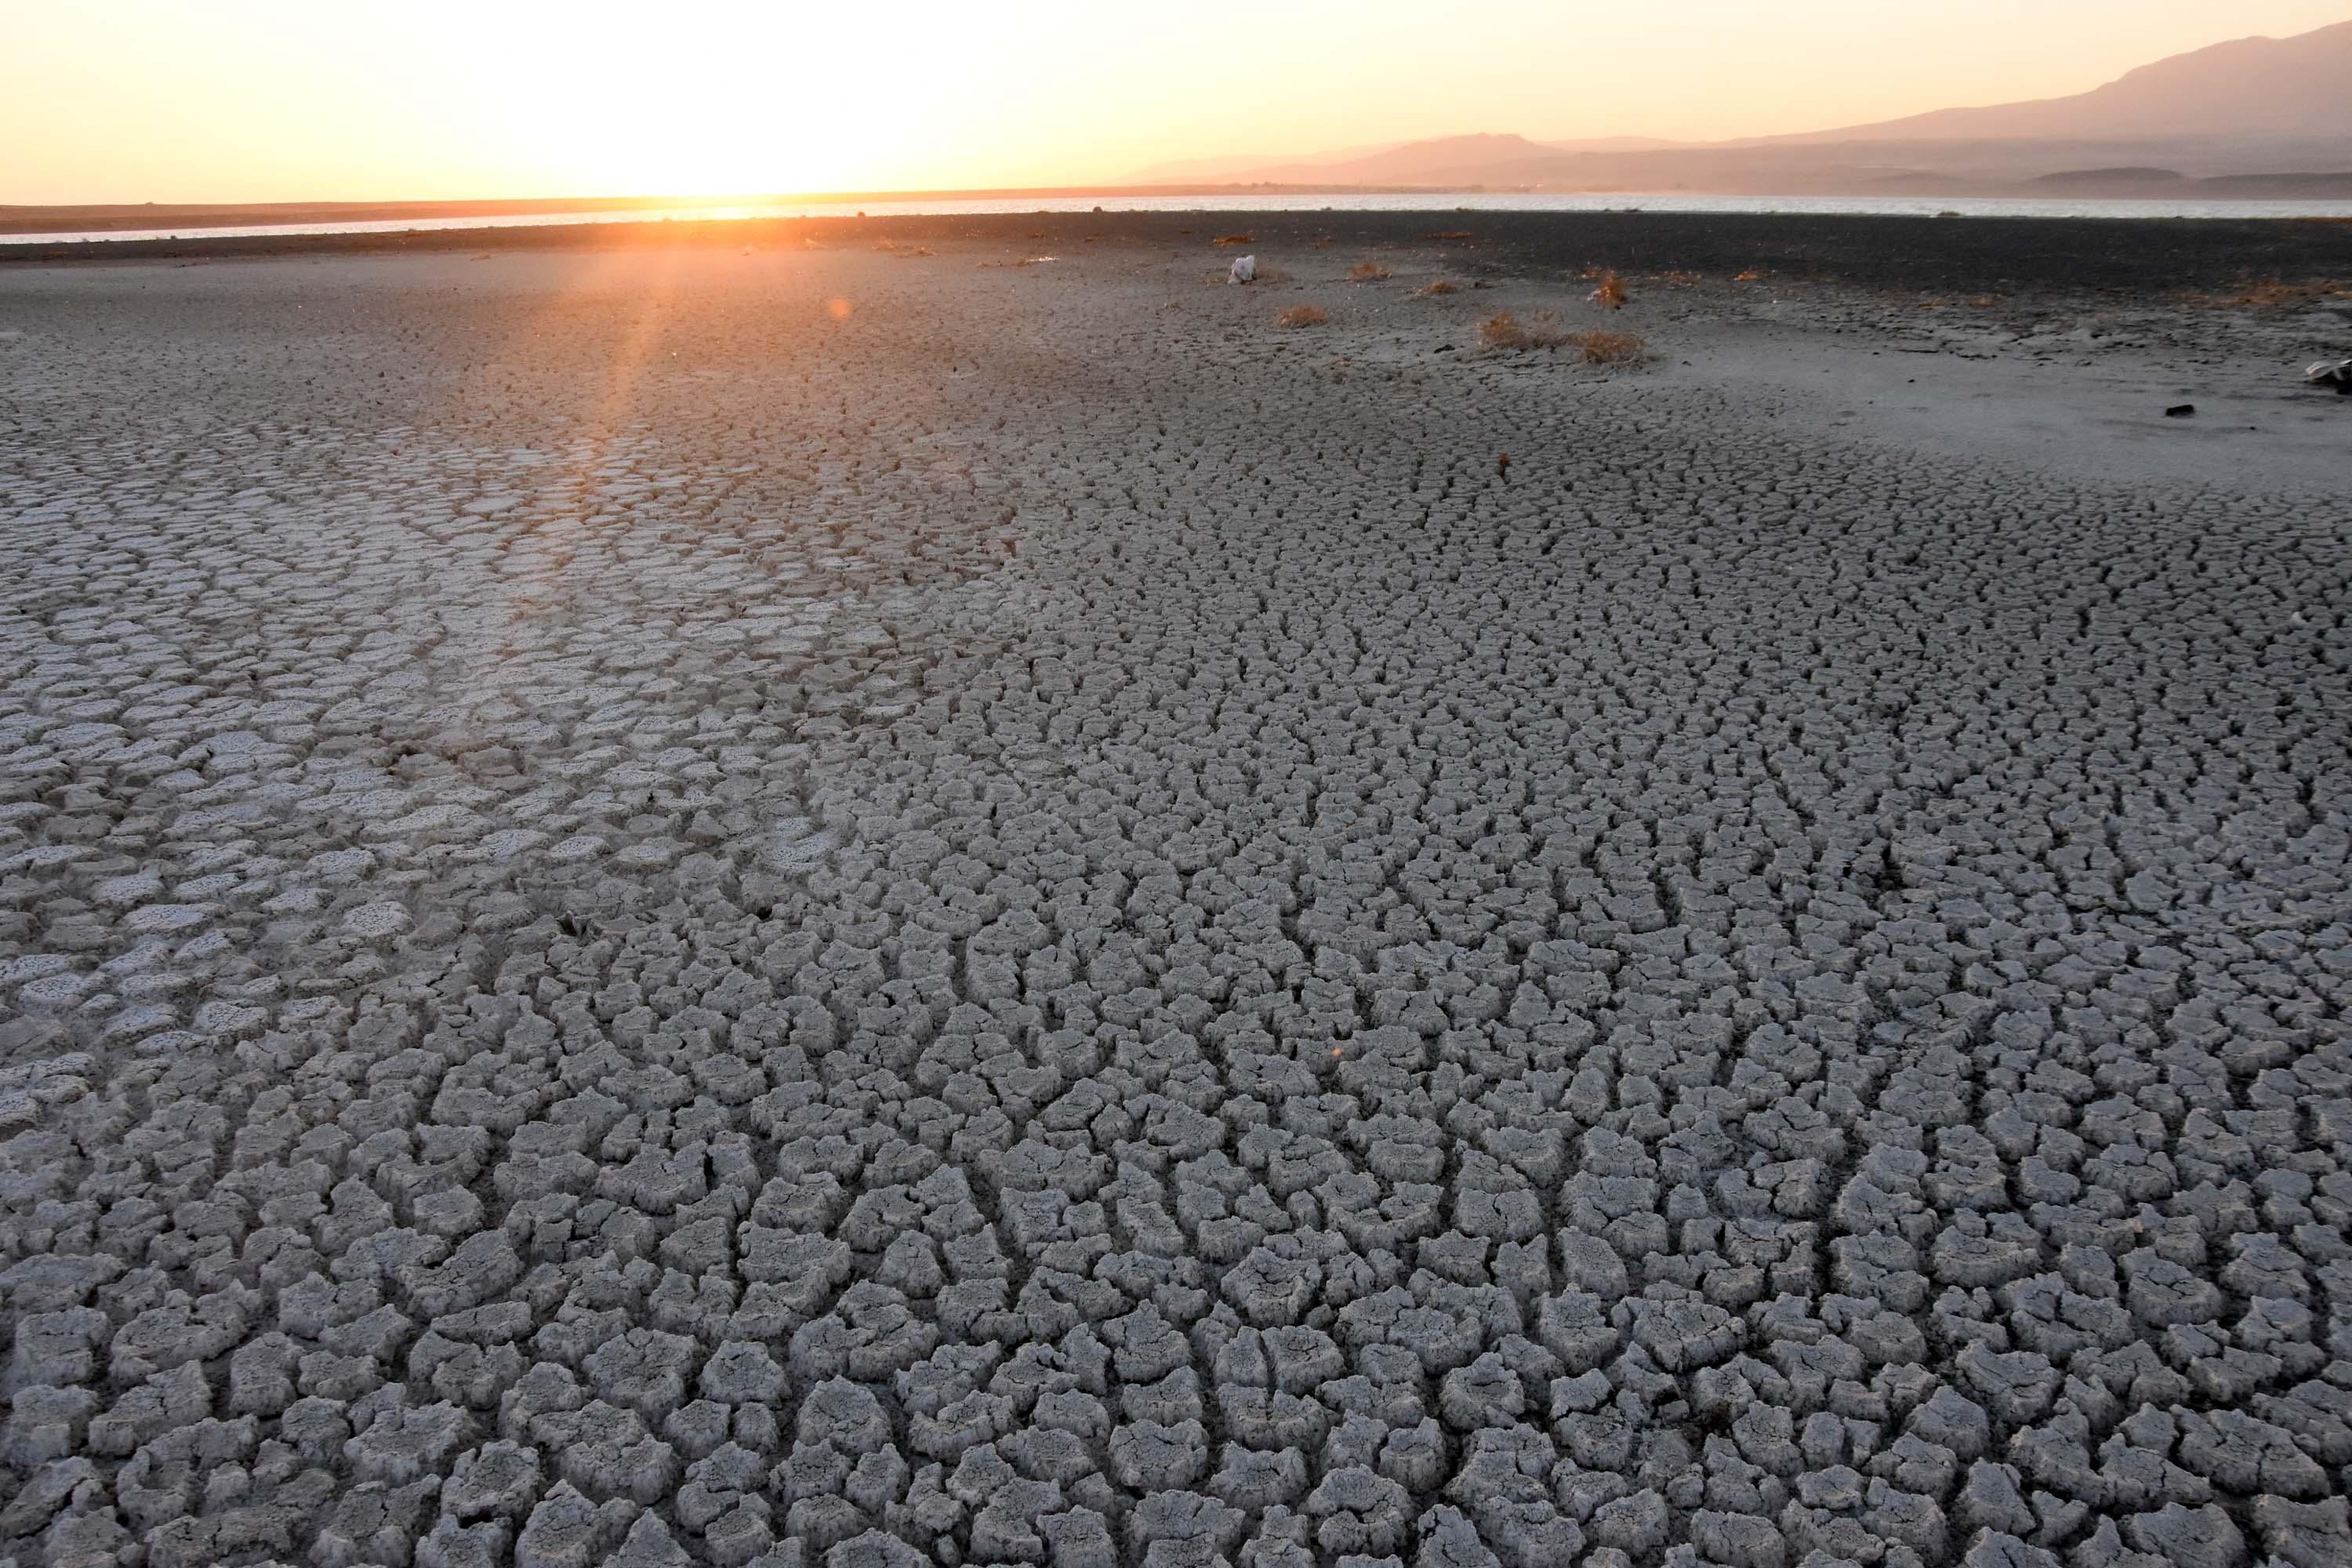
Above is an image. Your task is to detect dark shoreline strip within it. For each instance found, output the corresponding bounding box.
[4,209,2347,293]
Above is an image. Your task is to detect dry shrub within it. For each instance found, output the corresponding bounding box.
[1276,304,1328,329]
[2231,278,2316,307]
[1310,235,1336,249]
[1567,329,1646,365]
[1660,270,1701,286]
[1485,310,1570,350]
[2183,277,2337,309]
[1735,269,1762,281]
[1348,261,1392,282]
[1588,269,1629,308]
[1426,230,1473,241]
[1478,311,1530,350]
[1480,313,1646,365]
[1416,279,1459,296]
[1212,233,1254,246]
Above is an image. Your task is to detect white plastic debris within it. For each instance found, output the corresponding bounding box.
[1227,255,1257,285]
[2304,358,2351,392]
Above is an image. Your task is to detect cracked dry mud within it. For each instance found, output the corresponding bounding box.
[2,239,2350,1568]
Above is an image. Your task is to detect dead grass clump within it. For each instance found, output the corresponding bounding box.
[2187,277,2338,309]
[1478,311,1531,350]
[1416,279,1459,296]
[1660,270,1701,286]
[1348,261,1392,282]
[1735,269,1762,281]
[1481,312,1646,365]
[2233,278,2308,307]
[1567,328,1646,365]
[892,246,935,260]
[1276,303,1328,329]
[1586,268,1630,308]
[1480,310,1570,350]
[1212,233,1254,246]
[1256,263,1293,284]
[1426,230,1474,241]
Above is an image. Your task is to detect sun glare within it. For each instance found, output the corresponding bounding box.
[8,0,2350,203]
[475,3,982,198]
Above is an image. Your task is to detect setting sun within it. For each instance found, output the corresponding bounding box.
[470,5,971,197]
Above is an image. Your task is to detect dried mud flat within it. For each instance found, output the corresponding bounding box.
[2,225,2350,1568]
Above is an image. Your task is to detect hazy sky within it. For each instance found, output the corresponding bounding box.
[8,1,2347,203]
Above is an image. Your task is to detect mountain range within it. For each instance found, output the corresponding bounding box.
[1137,21,2352,198]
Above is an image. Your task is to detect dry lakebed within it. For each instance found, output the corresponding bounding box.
[1,212,2350,1568]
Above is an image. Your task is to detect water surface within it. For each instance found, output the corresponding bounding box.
[16,189,2352,245]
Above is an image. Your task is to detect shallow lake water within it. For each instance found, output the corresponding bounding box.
[16,187,2352,245]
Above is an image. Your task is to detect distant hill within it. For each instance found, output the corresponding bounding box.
[2031,167,2185,188]
[1750,20,2352,144]
[1235,134,1621,188]
[1134,22,2352,197]
[1125,142,1406,183]
[1138,133,1688,186]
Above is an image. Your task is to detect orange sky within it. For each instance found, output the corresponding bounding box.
[6,2,2347,204]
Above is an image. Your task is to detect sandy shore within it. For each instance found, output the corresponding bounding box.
[2,229,2350,1566]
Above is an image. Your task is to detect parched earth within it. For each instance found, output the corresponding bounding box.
[2,234,2350,1568]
